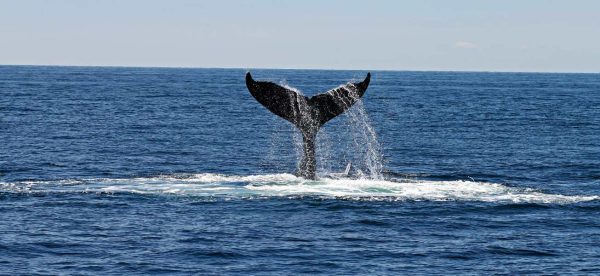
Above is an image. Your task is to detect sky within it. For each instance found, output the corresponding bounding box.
[1,0,599,72]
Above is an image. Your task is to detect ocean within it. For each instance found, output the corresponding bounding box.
[1,65,599,274]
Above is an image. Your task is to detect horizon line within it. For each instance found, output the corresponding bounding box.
[1,63,598,75]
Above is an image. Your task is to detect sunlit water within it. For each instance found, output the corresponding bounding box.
[2,66,600,274]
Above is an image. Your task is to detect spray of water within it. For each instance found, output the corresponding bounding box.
[337,95,384,179]
[266,80,383,180]
[315,85,383,180]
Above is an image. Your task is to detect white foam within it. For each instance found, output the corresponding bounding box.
[246,178,598,203]
[1,173,597,204]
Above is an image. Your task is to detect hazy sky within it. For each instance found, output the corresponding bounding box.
[1,0,599,72]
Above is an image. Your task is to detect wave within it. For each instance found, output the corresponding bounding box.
[1,173,597,204]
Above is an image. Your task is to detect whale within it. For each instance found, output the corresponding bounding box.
[245,72,371,180]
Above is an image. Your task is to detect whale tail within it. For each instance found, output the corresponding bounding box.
[245,72,371,179]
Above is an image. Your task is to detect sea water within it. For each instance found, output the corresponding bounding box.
[1,66,600,274]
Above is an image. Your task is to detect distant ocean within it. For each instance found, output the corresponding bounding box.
[1,65,599,274]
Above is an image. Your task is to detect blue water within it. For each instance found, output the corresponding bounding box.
[1,65,600,274]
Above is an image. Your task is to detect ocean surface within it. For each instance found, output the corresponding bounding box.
[1,65,600,274]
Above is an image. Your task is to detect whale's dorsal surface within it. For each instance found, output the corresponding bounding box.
[245,72,371,179]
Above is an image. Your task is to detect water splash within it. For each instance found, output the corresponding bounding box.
[265,80,384,179]
[338,91,384,179]
[316,84,383,180]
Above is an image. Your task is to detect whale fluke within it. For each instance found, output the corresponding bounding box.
[245,72,371,179]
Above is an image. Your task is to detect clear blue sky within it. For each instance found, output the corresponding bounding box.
[1,0,599,72]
